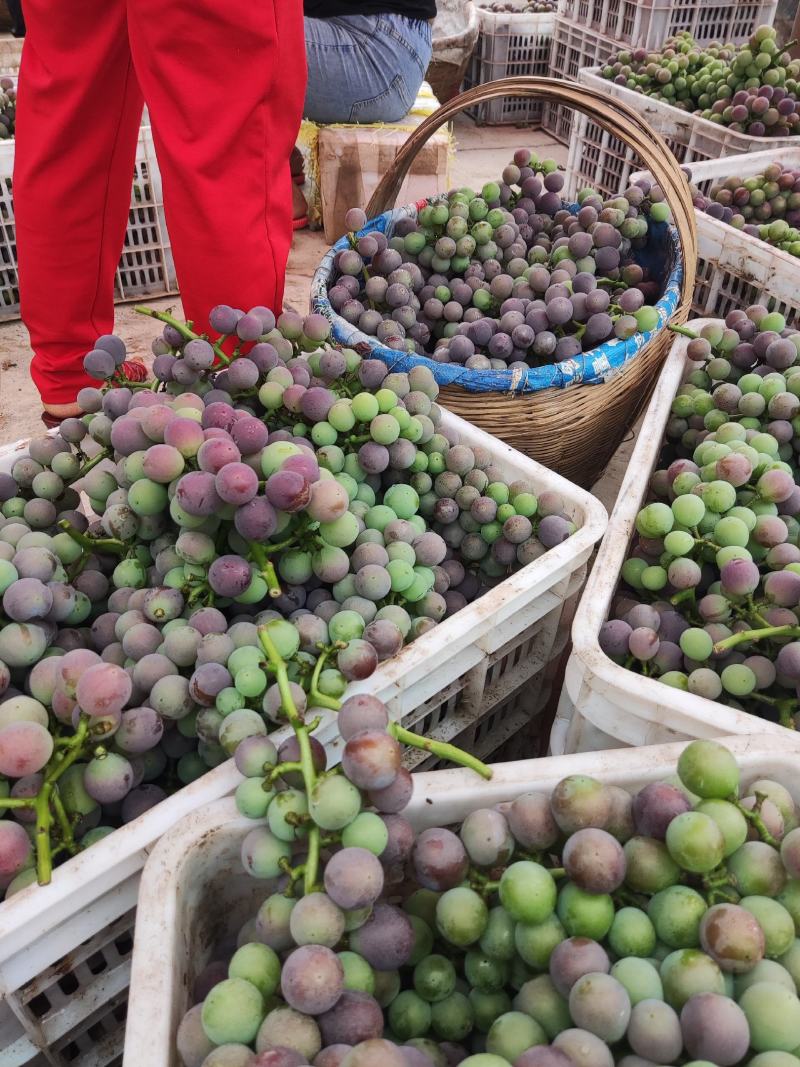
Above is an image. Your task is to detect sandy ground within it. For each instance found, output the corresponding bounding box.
[0,118,630,509]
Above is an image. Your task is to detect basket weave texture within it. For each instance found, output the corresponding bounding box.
[311,77,697,486]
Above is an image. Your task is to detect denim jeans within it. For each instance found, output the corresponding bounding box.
[304,14,433,124]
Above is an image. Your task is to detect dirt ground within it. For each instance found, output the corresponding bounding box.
[0,119,567,447]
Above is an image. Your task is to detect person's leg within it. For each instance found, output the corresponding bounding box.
[14,0,144,413]
[304,15,433,125]
[128,0,305,330]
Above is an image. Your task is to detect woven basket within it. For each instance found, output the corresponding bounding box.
[312,78,697,487]
[426,0,480,104]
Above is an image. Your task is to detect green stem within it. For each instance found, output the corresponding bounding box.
[308,646,343,712]
[389,724,492,779]
[248,542,283,598]
[668,323,699,339]
[77,448,111,479]
[713,623,800,654]
[34,718,91,885]
[258,626,320,893]
[51,791,78,856]
[134,305,231,366]
[58,520,127,557]
[734,793,780,848]
[0,797,36,809]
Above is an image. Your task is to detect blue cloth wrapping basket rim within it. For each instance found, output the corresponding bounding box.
[310,199,684,395]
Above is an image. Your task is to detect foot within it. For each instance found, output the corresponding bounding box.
[43,402,83,420]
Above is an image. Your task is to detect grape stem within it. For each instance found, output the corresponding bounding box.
[77,448,111,479]
[713,623,800,654]
[133,305,232,366]
[258,625,321,894]
[247,542,283,598]
[668,324,698,339]
[308,645,342,712]
[388,724,492,780]
[33,717,91,884]
[733,791,780,848]
[58,519,127,557]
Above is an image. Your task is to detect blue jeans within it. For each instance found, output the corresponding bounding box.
[304,14,433,124]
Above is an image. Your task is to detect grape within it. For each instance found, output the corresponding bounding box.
[318,991,383,1048]
[201,977,264,1045]
[551,776,610,834]
[562,829,625,893]
[324,847,384,910]
[632,783,691,840]
[342,730,401,790]
[552,1028,613,1067]
[281,945,344,1015]
[739,982,800,1052]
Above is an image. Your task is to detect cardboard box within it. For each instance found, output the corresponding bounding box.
[318,122,451,243]
[295,82,452,243]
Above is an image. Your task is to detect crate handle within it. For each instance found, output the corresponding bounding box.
[366,76,697,303]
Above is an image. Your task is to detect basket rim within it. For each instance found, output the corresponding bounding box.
[310,198,684,395]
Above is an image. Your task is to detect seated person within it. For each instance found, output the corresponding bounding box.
[293,0,436,227]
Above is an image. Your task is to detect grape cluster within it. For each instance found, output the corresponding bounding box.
[684,161,800,260]
[602,306,800,725]
[0,78,15,140]
[478,1,557,12]
[601,26,800,137]
[177,724,800,1067]
[326,151,666,373]
[0,303,575,893]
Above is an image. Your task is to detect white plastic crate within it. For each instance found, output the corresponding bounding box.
[550,321,798,755]
[123,731,800,1067]
[0,409,606,1066]
[0,126,177,323]
[564,66,800,200]
[630,149,800,325]
[463,4,554,125]
[541,18,619,145]
[556,0,776,49]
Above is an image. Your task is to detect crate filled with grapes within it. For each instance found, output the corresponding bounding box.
[554,311,800,755]
[123,721,800,1067]
[0,300,604,1065]
[630,150,800,322]
[312,85,696,487]
[462,1,555,126]
[566,26,800,201]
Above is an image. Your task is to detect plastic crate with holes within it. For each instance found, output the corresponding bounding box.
[462,4,554,125]
[0,125,177,323]
[0,411,606,1067]
[550,322,796,755]
[628,149,800,324]
[564,65,800,200]
[557,0,777,50]
[122,732,800,1066]
[540,17,619,145]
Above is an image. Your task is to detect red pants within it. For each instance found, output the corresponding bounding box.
[15,0,305,405]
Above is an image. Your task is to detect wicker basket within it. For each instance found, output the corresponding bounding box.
[426,0,480,103]
[313,79,697,487]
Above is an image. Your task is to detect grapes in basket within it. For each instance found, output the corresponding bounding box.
[175,663,800,1067]
[602,306,800,727]
[0,302,577,894]
[478,1,557,12]
[602,26,800,138]
[325,149,670,373]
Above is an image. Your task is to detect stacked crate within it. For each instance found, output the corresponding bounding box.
[544,0,777,145]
